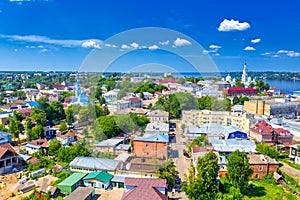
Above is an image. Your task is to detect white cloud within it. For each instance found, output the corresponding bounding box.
[277,50,288,54]
[209,45,221,49]
[148,45,159,50]
[159,40,170,45]
[287,51,300,57]
[251,38,261,44]
[41,48,48,53]
[277,50,300,57]
[213,53,220,56]
[104,44,117,48]
[244,46,256,51]
[218,19,250,32]
[202,50,210,55]
[81,40,101,49]
[130,42,139,49]
[261,52,271,56]
[0,34,102,48]
[173,38,191,47]
[272,55,280,58]
[121,44,130,49]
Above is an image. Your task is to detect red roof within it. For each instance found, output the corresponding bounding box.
[0,143,18,159]
[156,79,177,84]
[251,120,293,136]
[227,87,257,92]
[191,146,211,153]
[28,139,48,148]
[122,178,167,200]
[53,84,65,88]
[127,97,141,102]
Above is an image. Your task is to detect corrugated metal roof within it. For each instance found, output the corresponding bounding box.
[83,171,113,183]
[95,138,124,147]
[211,139,256,153]
[134,134,169,143]
[70,157,121,171]
[58,173,87,187]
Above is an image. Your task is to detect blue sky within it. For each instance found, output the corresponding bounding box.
[0,0,300,72]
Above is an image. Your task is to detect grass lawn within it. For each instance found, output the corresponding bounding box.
[220,177,298,200]
[243,180,298,200]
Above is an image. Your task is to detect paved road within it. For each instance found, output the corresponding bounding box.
[280,162,300,181]
[170,120,189,200]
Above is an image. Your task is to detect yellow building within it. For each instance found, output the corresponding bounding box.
[244,99,300,117]
[181,110,251,133]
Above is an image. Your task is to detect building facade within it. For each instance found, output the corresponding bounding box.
[181,110,251,133]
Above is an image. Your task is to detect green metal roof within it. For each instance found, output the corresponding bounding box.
[83,171,113,183]
[58,173,87,187]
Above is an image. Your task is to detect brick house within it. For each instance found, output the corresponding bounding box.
[248,154,278,179]
[133,134,169,160]
[249,120,293,145]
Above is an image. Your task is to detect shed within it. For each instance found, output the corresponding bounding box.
[65,186,95,200]
[57,172,87,194]
[111,175,126,188]
[83,171,113,189]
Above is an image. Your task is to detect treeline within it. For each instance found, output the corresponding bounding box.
[155,93,232,118]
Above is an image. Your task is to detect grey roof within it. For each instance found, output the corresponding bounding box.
[146,109,169,117]
[211,139,256,153]
[65,187,94,200]
[70,157,121,171]
[144,122,169,133]
[188,123,223,136]
[95,138,124,147]
[114,153,130,162]
[115,144,131,151]
[111,175,126,183]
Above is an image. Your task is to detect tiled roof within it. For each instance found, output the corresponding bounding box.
[122,178,167,200]
[28,138,48,148]
[0,143,18,159]
[248,154,278,165]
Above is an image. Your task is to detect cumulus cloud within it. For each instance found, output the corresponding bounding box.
[148,45,159,50]
[130,42,139,49]
[244,46,256,51]
[41,48,49,53]
[218,19,250,32]
[209,45,221,49]
[173,38,192,47]
[81,40,101,49]
[159,40,170,45]
[277,50,300,57]
[121,44,130,49]
[0,34,102,48]
[251,38,261,44]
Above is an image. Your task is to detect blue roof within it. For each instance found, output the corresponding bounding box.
[134,134,169,143]
[25,143,41,149]
[222,126,247,139]
[24,101,39,107]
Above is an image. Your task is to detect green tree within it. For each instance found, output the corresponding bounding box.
[49,101,65,122]
[233,96,240,105]
[239,96,249,105]
[94,86,103,100]
[183,152,219,200]
[227,150,253,189]
[256,143,279,159]
[0,124,8,132]
[65,105,74,124]
[48,138,62,156]
[8,116,24,144]
[177,77,186,84]
[59,121,68,132]
[31,124,45,139]
[25,117,34,141]
[31,108,47,125]
[158,159,179,189]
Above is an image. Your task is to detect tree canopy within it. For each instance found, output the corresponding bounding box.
[183,151,220,200]
[227,150,253,190]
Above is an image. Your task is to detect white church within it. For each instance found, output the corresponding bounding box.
[225,62,256,88]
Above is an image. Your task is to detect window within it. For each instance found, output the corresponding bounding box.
[255,174,259,179]
[259,166,263,171]
[146,144,148,148]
